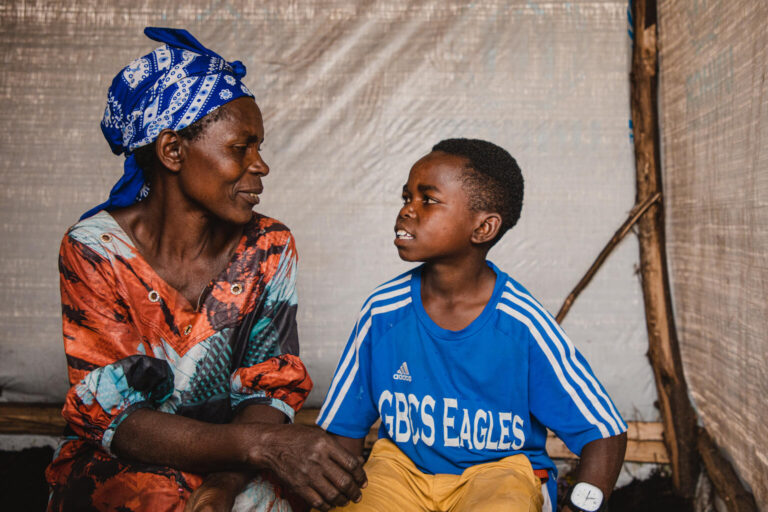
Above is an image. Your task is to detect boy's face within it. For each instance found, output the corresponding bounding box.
[395,151,480,262]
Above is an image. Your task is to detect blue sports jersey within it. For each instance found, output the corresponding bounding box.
[317,262,626,505]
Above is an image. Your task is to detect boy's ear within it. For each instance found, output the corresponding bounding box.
[155,129,184,173]
[471,213,502,245]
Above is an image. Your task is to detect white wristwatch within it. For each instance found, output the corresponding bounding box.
[567,482,604,512]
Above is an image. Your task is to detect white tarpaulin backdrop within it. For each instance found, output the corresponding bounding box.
[0,1,656,425]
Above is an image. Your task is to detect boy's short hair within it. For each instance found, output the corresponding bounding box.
[432,138,524,245]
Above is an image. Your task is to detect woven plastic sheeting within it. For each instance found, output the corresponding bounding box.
[0,0,655,426]
[658,0,767,506]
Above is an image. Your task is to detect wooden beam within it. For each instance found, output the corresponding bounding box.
[629,0,700,498]
[1,404,668,464]
[556,191,661,323]
[697,428,758,512]
[0,403,65,435]
[546,421,668,464]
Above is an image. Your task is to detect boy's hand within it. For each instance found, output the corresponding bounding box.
[185,472,248,512]
[563,432,627,511]
[247,423,367,511]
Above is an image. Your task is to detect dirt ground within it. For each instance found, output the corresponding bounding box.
[2,447,693,511]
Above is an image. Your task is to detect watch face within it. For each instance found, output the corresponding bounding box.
[570,482,604,512]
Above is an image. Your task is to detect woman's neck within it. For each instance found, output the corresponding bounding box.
[115,186,243,264]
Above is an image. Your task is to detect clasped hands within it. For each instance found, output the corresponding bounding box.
[185,423,367,512]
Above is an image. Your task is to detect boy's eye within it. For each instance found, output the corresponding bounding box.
[402,195,411,204]
[423,196,437,204]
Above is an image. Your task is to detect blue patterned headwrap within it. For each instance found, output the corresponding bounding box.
[82,27,255,219]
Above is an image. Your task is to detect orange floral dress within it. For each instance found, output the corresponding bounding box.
[45,211,312,512]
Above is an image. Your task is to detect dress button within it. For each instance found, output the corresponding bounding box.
[148,290,160,303]
[184,324,192,335]
[100,233,113,243]
[230,283,243,295]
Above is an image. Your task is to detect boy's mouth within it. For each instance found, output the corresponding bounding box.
[395,229,414,240]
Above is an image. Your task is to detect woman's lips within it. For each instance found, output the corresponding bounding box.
[239,191,261,205]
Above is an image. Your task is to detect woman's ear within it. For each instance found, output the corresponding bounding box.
[471,213,502,245]
[155,129,184,172]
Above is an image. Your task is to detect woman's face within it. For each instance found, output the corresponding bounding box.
[178,97,268,225]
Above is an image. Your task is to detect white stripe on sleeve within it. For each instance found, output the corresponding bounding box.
[318,283,411,422]
[497,302,611,437]
[504,281,626,432]
[319,295,412,430]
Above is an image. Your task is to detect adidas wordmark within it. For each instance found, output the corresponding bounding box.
[393,362,412,382]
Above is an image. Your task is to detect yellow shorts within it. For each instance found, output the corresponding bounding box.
[331,439,544,512]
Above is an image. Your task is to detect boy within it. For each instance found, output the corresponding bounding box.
[317,139,627,512]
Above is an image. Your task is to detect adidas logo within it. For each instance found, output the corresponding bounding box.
[392,362,412,382]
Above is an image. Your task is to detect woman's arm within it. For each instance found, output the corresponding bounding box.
[562,432,627,512]
[183,405,288,512]
[112,407,367,511]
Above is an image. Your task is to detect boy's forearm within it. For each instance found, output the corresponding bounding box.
[563,432,627,510]
[329,433,366,459]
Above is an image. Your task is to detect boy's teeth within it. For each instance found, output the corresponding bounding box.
[396,230,413,239]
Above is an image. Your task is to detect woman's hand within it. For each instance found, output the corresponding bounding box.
[247,423,367,512]
[185,472,248,512]
[112,408,366,511]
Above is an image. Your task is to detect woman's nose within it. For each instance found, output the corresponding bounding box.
[249,152,269,176]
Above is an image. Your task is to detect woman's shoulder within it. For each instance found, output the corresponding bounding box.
[65,210,118,238]
[61,211,135,262]
[248,213,291,234]
[245,213,294,247]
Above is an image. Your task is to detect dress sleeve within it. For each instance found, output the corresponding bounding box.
[315,299,378,438]
[230,232,312,421]
[526,310,627,455]
[59,233,175,454]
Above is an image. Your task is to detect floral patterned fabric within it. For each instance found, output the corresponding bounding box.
[45,210,312,511]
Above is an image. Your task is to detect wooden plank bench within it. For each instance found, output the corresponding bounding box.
[0,403,668,463]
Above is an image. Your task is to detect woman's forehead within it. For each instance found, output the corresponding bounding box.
[215,98,264,137]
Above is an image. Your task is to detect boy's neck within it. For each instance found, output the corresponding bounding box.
[420,254,497,330]
[422,259,492,295]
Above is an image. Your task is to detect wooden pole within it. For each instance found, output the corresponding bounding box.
[629,0,700,498]
[697,428,758,512]
[556,192,660,323]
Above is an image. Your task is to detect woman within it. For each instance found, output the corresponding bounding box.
[45,28,365,512]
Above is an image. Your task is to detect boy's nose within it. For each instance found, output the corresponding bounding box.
[398,204,415,218]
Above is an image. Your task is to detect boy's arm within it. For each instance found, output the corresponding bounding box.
[562,432,627,512]
[329,434,366,459]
